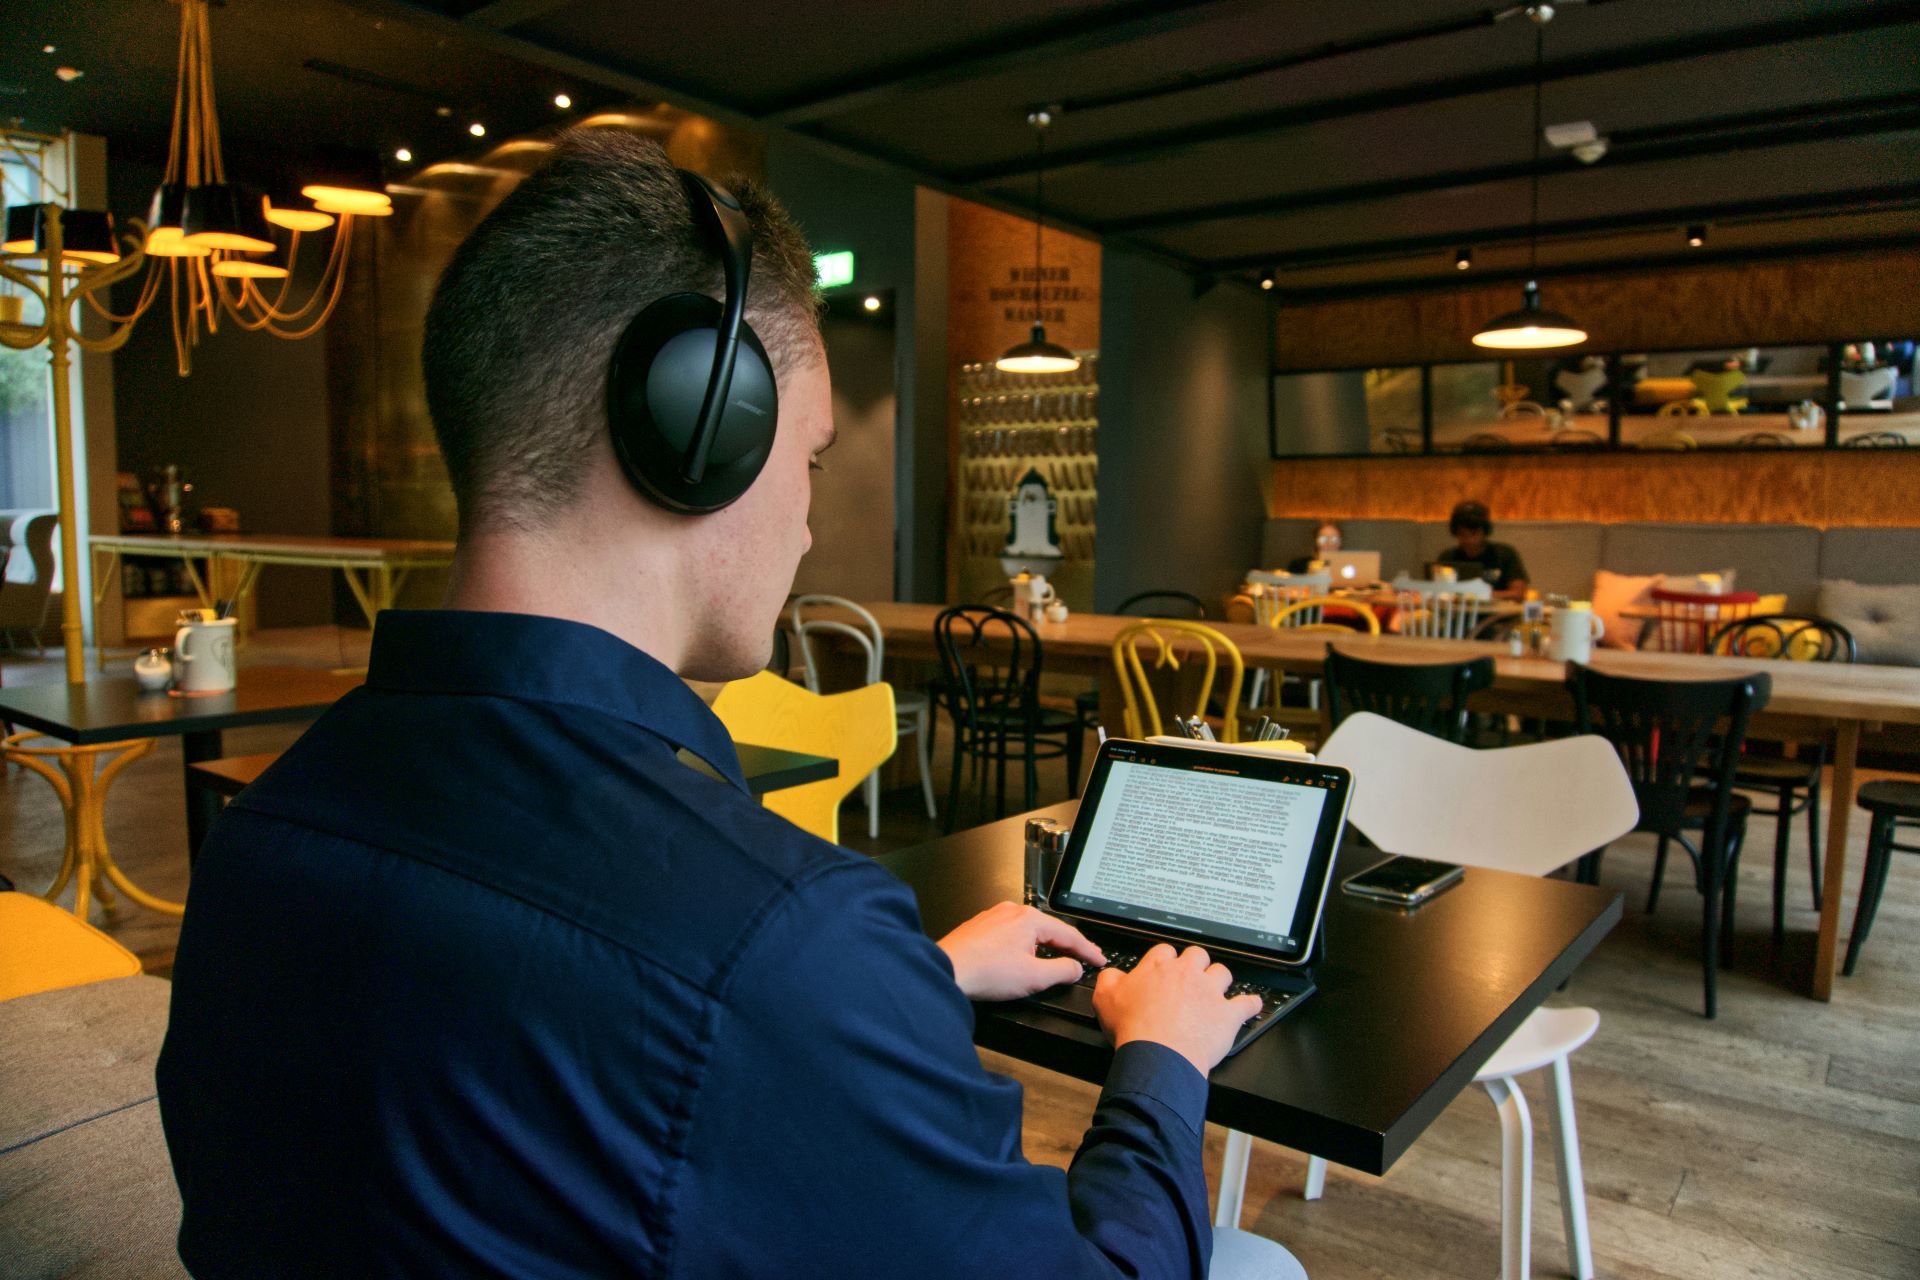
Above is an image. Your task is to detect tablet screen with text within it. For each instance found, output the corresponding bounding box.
[1050,741,1350,966]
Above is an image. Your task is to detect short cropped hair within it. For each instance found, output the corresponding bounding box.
[422,128,821,532]
[1449,500,1492,535]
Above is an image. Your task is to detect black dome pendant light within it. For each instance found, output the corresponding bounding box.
[996,109,1082,375]
[1472,4,1588,350]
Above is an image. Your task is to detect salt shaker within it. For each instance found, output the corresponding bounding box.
[1023,817,1061,906]
[1038,826,1071,907]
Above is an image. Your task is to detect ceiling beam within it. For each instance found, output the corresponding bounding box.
[329,0,1212,277]
[462,0,573,30]
[1097,95,1920,237]
[764,0,1257,126]
[1054,0,1629,117]
[950,1,1920,185]
[1266,233,1920,306]
[1207,183,1920,274]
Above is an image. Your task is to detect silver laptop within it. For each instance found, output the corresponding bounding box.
[1324,550,1381,585]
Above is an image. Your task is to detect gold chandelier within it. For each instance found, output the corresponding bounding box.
[126,0,392,373]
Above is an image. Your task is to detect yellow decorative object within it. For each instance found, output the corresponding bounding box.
[711,672,896,845]
[0,892,142,1002]
[1687,368,1750,414]
[1,734,180,919]
[1269,595,1381,635]
[1112,620,1246,742]
[1657,398,1710,417]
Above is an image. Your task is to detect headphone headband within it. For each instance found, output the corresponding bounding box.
[677,171,755,486]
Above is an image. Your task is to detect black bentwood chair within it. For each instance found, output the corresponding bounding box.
[933,606,1082,832]
[1708,615,1856,944]
[1844,780,1920,976]
[1323,647,1494,746]
[1569,665,1771,1018]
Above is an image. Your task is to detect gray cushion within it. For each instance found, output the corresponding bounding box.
[1496,522,1606,598]
[0,975,171,1152]
[1257,518,1323,571]
[1601,523,1823,612]
[0,975,181,1279]
[0,1099,186,1280]
[1337,519,1436,582]
[1817,580,1920,666]
[1819,528,1920,587]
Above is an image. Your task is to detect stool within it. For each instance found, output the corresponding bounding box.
[1210,1227,1308,1279]
[2,732,181,919]
[1843,779,1920,976]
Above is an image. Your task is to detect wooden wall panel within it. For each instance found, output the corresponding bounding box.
[1274,249,1920,370]
[946,198,1101,363]
[1270,450,1920,528]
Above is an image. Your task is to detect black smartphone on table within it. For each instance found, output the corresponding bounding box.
[1341,856,1465,907]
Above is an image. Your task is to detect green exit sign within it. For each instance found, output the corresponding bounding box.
[813,250,855,289]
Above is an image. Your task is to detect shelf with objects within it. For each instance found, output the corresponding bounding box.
[1270,339,1916,457]
[99,467,254,652]
[952,353,1099,612]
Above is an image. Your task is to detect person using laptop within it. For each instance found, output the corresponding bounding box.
[1286,519,1343,572]
[157,130,1264,1278]
[1436,499,1530,599]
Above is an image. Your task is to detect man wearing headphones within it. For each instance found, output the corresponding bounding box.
[158,129,1261,1277]
[1436,499,1531,599]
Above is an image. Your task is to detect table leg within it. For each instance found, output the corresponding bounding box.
[339,567,380,628]
[1810,719,1860,1001]
[184,728,225,863]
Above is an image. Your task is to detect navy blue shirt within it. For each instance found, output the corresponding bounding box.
[158,610,1215,1278]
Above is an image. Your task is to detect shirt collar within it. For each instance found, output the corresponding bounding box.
[365,610,747,793]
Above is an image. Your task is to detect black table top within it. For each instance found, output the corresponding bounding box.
[0,667,364,744]
[879,802,1623,1175]
[682,744,838,796]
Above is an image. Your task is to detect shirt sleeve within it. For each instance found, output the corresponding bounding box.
[669,858,1214,1280]
[1501,543,1531,584]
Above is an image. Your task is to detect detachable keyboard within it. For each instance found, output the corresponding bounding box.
[1026,942,1313,1056]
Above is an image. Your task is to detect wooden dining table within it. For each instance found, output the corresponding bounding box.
[857,600,1920,1001]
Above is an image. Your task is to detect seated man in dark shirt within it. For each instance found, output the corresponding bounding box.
[157,129,1267,1278]
[1435,500,1530,599]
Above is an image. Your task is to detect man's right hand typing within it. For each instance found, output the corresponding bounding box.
[1092,943,1264,1075]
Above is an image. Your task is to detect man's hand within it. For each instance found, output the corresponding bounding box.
[1093,944,1264,1076]
[937,902,1106,1001]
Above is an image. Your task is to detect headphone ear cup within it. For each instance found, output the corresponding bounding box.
[606,293,779,514]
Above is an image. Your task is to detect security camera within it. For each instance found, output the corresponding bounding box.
[1570,138,1609,164]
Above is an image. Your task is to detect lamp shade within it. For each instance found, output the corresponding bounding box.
[3,204,47,256]
[301,184,393,217]
[145,184,211,257]
[995,322,1082,375]
[181,183,276,253]
[59,209,121,264]
[1471,281,1587,350]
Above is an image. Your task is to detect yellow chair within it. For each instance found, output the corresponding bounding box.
[2,732,180,919]
[711,671,896,845]
[1112,620,1246,742]
[0,891,143,1002]
[1688,368,1749,414]
[1270,595,1381,635]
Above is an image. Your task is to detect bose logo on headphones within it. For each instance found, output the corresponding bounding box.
[731,399,767,417]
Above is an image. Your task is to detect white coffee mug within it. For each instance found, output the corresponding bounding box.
[1547,602,1605,663]
[173,617,238,694]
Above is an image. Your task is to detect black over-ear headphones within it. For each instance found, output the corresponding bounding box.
[606,170,779,514]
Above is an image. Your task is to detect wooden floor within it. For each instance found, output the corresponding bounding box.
[3,627,1916,1278]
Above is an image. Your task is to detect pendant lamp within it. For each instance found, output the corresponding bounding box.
[996,110,1081,375]
[1471,6,1587,351]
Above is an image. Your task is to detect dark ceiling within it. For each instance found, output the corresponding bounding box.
[5,0,1916,297]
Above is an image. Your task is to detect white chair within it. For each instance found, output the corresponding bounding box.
[790,595,936,838]
[1839,366,1896,410]
[1391,576,1491,640]
[1214,712,1637,1280]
